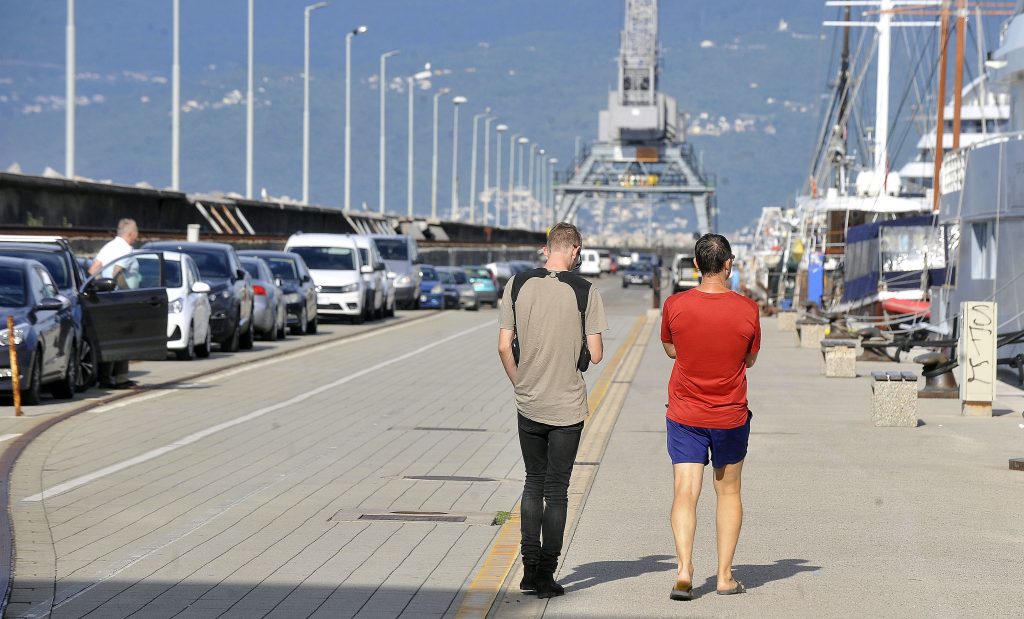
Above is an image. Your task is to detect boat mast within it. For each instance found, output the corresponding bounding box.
[874,0,893,180]
[933,6,950,211]
[952,0,968,150]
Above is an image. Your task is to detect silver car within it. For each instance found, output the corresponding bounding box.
[240,256,286,340]
[437,267,479,311]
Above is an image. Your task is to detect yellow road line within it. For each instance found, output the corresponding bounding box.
[455,311,653,619]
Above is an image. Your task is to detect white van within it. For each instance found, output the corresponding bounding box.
[284,233,372,323]
[350,234,393,319]
[579,249,602,277]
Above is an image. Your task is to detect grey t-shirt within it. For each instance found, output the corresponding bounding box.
[499,271,609,426]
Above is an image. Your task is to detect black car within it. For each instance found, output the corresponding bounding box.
[622,261,655,288]
[0,236,167,390]
[0,257,79,404]
[238,249,318,335]
[144,241,254,352]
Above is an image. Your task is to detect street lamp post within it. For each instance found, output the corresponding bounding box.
[494,124,507,226]
[482,116,496,224]
[430,87,449,219]
[548,157,558,226]
[66,0,75,178]
[378,49,399,214]
[406,64,432,217]
[450,95,467,220]
[526,145,538,230]
[516,137,528,227]
[246,0,254,198]
[344,25,368,211]
[507,133,519,227]
[302,2,328,204]
[468,110,489,223]
[172,0,180,190]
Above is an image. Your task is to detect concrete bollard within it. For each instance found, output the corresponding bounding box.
[799,322,828,349]
[777,311,797,332]
[871,371,919,427]
[821,339,857,378]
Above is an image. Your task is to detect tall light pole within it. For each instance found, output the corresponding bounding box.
[302,2,328,204]
[378,49,399,214]
[246,0,254,198]
[171,0,180,190]
[482,115,496,224]
[430,87,450,219]
[468,110,489,223]
[65,0,75,178]
[515,137,528,228]
[450,95,467,220]
[507,133,519,227]
[406,64,431,217]
[344,25,368,210]
[494,124,507,226]
[548,157,559,227]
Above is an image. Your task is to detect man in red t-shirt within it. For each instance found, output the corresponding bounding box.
[660,233,760,601]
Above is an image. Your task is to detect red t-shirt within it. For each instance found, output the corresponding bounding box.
[661,289,761,429]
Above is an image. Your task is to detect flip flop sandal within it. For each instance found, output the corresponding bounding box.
[717,581,746,595]
[669,581,694,601]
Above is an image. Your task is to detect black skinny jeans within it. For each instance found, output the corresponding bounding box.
[517,413,584,574]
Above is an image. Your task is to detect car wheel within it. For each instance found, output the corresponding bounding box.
[307,313,318,334]
[196,325,211,358]
[240,311,255,350]
[22,350,43,406]
[291,307,308,336]
[51,341,78,399]
[222,319,241,353]
[469,300,480,311]
[176,324,196,361]
[76,336,98,392]
[386,297,396,318]
[352,307,365,324]
[622,281,628,288]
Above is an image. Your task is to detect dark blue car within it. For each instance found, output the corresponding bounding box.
[0,256,78,404]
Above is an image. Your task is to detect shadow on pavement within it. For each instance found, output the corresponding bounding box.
[560,554,676,592]
[694,558,821,594]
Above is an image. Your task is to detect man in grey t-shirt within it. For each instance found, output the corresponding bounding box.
[498,222,608,599]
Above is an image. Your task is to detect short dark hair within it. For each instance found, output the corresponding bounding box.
[547,222,582,252]
[694,233,733,275]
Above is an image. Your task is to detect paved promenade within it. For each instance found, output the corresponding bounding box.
[515,316,1024,618]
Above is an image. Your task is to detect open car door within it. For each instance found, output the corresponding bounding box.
[80,251,168,362]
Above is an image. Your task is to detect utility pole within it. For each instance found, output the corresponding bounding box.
[66,0,75,179]
[431,88,449,219]
[172,0,180,190]
[378,50,399,214]
[494,124,507,226]
[302,2,328,204]
[469,110,489,223]
[482,116,495,225]
[246,0,254,199]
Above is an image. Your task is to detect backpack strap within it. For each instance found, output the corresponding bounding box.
[509,268,549,365]
[556,271,593,372]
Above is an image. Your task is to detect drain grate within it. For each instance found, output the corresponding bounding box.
[413,426,489,432]
[574,461,600,466]
[403,475,498,482]
[359,511,467,523]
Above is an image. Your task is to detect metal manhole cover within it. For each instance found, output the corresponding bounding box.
[358,512,467,523]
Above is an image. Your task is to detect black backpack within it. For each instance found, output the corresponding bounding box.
[510,268,592,372]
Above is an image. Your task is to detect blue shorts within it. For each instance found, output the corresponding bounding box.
[666,411,751,469]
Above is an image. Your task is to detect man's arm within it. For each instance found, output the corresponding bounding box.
[498,328,517,384]
[745,351,758,368]
[88,259,103,276]
[587,333,603,364]
[662,342,676,359]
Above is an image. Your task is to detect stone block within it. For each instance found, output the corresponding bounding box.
[777,312,798,332]
[821,339,857,378]
[871,371,918,427]
[799,323,828,349]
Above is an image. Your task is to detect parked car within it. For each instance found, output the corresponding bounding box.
[285,233,371,323]
[463,266,499,307]
[418,265,447,309]
[617,253,633,268]
[598,249,613,273]
[371,234,421,309]
[159,251,213,360]
[622,261,655,288]
[351,235,392,319]
[579,249,602,277]
[671,252,700,293]
[240,256,287,341]
[485,261,516,295]
[144,241,254,352]
[0,256,78,404]
[437,267,479,311]
[238,250,318,335]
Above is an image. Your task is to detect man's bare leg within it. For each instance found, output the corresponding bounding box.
[712,460,744,591]
[670,463,704,584]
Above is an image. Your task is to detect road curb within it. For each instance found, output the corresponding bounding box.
[0,310,441,615]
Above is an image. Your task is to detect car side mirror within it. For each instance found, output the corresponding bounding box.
[34,297,66,312]
[301,274,311,283]
[236,268,247,281]
[191,281,211,294]
[375,263,386,272]
[89,277,117,293]
[360,265,373,275]
[274,277,283,288]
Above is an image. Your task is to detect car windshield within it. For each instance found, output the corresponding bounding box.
[0,249,71,289]
[374,239,409,261]
[0,267,26,306]
[240,259,261,281]
[453,270,468,285]
[165,260,183,288]
[420,266,437,281]
[184,248,232,279]
[465,267,490,279]
[630,263,651,272]
[290,246,355,271]
[438,270,455,284]
[265,257,298,280]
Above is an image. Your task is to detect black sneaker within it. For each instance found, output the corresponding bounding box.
[520,565,538,591]
[535,572,565,599]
